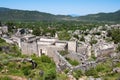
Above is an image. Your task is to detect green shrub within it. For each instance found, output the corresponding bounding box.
[59,50,69,56]
[64,69,69,74]
[117,44,120,52]
[96,64,106,72]
[108,29,120,44]
[2,60,9,65]
[8,62,16,68]
[0,38,6,43]
[90,39,97,45]
[73,34,79,39]
[65,57,79,66]
[44,68,56,80]
[40,55,51,63]
[32,27,41,36]
[93,32,101,35]
[10,45,21,56]
[58,30,71,40]
[0,76,12,80]
[91,54,96,60]
[57,73,68,80]
[80,36,85,42]
[22,67,31,76]
[73,70,82,79]
[85,68,98,78]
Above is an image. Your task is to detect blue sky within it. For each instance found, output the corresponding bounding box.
[0,0,120,15]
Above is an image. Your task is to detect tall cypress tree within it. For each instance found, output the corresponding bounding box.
[0,21,2,26]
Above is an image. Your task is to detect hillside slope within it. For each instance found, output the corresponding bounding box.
[78,10,120,22]
[0,7,120,22]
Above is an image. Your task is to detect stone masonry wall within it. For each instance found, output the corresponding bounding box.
[21,41,38,55]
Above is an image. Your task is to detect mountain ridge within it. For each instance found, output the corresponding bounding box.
[77,10,120,22]
[0,7,120,22]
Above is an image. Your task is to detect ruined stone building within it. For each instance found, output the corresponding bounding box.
[0,26,8,33]
[0,26,8,37]
[12,34,77,58]
[93,40,115,57]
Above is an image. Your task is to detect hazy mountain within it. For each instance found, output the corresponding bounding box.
[77,10,120,22]
[69,14,80,17]
[0,7,120,22]
[0,7,72,22]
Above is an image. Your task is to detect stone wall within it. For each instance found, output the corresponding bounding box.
[73,61,96,72]
[68,41,77,52]
[65,52,87,63]
[12,36,22,48]
[55,51,96,72]
[21,41,38,55]
[54,51,73,70]
[1,26,8,33]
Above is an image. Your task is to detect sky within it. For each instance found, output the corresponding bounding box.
[0,0,120,15]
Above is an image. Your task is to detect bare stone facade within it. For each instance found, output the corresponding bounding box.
[21,40,38,55]
[68,41,77,52]
[14,34,77,58]
[0,26,8,34]
[0,26,8,37]
[93,40,115,57]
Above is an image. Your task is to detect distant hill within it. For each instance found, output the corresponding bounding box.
[0,7,72,22]
[77,10,120,22]
[0,7,120,22]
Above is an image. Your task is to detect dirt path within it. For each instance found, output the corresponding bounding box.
[0,75,27,80]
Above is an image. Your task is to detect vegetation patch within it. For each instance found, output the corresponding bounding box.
[65,57,79,66]
[59,50,69,56]
[0,76,12,80]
